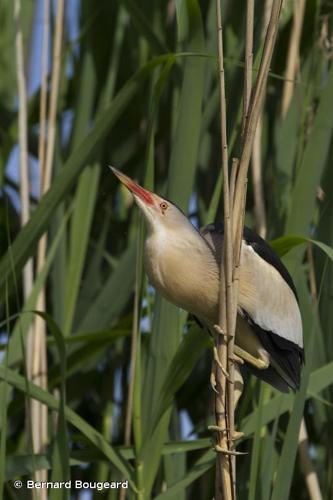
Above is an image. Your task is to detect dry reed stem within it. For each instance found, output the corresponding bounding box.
[281,0,305,118]
[14,0,33,301]
[14,0,46,493]
[298,419,323,500]
[215,1,235,498]
[32,0,50,388]
[232,0,283,239]
[120,241,141,500]
[251,0,272,239]
[296,244,323,500]
[29,0,64,492]
[281,8,322,488]
[243,0,254,134]
[44,0,65,191]
[215,3,282,497]
[124,279,140,445]
[251,117,267,238]
[13,0,36,460]
[38,0,50,193]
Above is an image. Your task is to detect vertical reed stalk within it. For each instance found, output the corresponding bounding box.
[298,419,323,500]
[243,0,254,134]
[120,236,141,500]
[251,0,271,238]
[14,0,33,300]
[14,0,35,468]
[281,0,306,118]
[282,7,323,489]
[232,0,283,237]
[296,244,323,500]
[215,1,234,498]
[215,2,283,499]
[28,0,64,493]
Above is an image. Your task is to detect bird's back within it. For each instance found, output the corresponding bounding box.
[200,223,304,392]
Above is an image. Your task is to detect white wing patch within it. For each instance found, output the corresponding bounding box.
[238,243,303,348]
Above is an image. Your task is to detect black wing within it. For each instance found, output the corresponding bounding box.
[201,222,304,392]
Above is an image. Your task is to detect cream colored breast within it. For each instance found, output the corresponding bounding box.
[144,229,219,322]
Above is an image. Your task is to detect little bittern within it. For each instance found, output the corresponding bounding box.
[112,168,303,392]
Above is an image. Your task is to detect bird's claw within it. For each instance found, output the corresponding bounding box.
[229,430,244,441]
[208,426,244,441]
[229,353,244,365]
[213,347,230,379]
[210,371,218,393]
[213,324,226,336]
[208,425,227,433]
[214,445,248,456]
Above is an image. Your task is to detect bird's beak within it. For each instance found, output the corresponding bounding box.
[110,167,154,207]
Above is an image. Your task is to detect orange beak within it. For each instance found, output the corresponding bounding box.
[110,167,154,206]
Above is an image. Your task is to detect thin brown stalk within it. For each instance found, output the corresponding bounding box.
[215,1,234,498]
[243,0,254,133]
[14,0,45,492]
[251,0,271,238]
[32,0,50,382]
[28,0,64,492]
[296,244,323,500]
[281,0,305,118]
[252,116,267,238]
[43,0,65,192]
[124,269,140,445]
[120,242,141,500]
[230,158,239,212]
[298,419,323,500]
[307,243,318,303]
[232,0,283,239]
[226,3,282,494]
[14,0,36,453]
[38,0,50,193]
[14,0,33,301]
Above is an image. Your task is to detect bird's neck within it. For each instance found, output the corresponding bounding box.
[144,226,219,323]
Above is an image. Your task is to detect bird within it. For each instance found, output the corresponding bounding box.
[111,167,304,393]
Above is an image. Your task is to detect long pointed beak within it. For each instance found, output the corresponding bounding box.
[110,166,154,206]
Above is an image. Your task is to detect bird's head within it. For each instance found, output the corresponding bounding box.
[111,167,191,235]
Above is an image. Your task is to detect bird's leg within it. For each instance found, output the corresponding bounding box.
[209,427,245,455]
[213,346,230,379]
[214,323,270,370]
[209,364,245,445]
[208,425,244,441]
[229,352,244,365]
[234,345,269,369]
[214,445,248,456]
[210,355,230,393]
[209,363,244,452]
[211,324,240,454]
[210,325,231,391]
[213,323,228,337]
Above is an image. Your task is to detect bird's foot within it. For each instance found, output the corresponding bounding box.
[213,347,230,379]
[208,425,244,441]
[229,353,244,365]
[208,425,227,433]
[214,444,248,456]
[229,430,245,441]
[233,345,270,369]
[210,371,218,393]
[213,324,226,337]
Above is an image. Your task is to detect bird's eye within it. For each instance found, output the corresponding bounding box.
[160,202,168,214]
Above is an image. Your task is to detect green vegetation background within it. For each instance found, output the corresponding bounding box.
[0,1,333,499]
